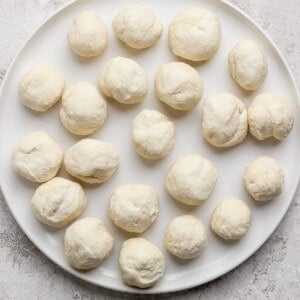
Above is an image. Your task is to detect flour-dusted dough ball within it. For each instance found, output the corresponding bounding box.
[243,156,284,202]
[168,8,221,61]
[60,81,107,136]
[64,217,113,270]
[202,93,248,147]
[155,62,203,111]
[109,184,158,233]
[113,5,163,49]
[100,57,148,104]
[19,64,65,112]
[211,198,251,240]
[119,238,164,288]
[12,131,63,183]
[68,11,108,57]
[165,215,207,259]
[64,139,120,184]
[248,93,293,141]
[228,40,268,91]
[166,154,217,205]
[132,109,175,160]
[31,177,87,228]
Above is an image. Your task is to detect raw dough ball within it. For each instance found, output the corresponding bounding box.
[100,57,148,104]
[109,184,158,233]
[248,93,293,141]
[12,131,63,183]
[166,154,217,205]
[228,40,268,91]
[60,81,107,136]
[64,217,113,270]
[31,177,87,228]
[132,109,175,160]
[113,5,163,49]
[155,62,203,111]
[68,11,108,57]
[64,139,120,184]
[211,198,251,240]
[164,215,207,259]
[168,8,221,61]
[119,238,164,288]
[243,156,284,202]
[19,64,65,112]
[202,93,248,147]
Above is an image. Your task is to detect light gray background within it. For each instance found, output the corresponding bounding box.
[0,1,299,299]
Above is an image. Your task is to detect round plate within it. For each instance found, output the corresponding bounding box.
[0,0,299,294]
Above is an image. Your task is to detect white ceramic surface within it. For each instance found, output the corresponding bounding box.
[0,0,299,294]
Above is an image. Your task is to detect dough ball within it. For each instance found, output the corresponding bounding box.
[109,184,158,233]
[100,57,148,104]
[243,156,284,202]
[12,131,63,183]
[119,238,164,288]
[60,81,107,136]
[228,40,268,91]
[202,93,248,147]
[168,8,221,61]
[31,177,87,228]
[248,93,293,141]
[166,154,217,205]
[19,64,65,112]
[64,139,120,184]
[211,198,251,240]
[64,217,113,270]
[113,5,163,49]
[68,11,107,57]
[164,215,207,259]
[132,109,175,160]
[155,62,203,111]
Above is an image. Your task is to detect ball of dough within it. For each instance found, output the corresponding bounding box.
[155,62,203,111]
[109,184,158,233]
[113,5,163,49]
[202,93,248,147]
[164,215,207,259]
[132,109,175,160]
[12,131,63,183]
[168,8,221,61]
[64,217,113,270]
[60,81,107,136]
[243,156,284,202]
[166,154,217,205]
[31,177,87,228]
[211,198,251,240]
[100,57,148,104]
[19,64,65,112]
[119,238,164,288]
[68,11,108,57]
[228,40,268,91]
[248,93,293,141]
[64,139,120,184]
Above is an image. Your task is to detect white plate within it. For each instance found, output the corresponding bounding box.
[0,0,299,294]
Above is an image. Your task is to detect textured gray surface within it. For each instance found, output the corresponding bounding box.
[0,0,299,299]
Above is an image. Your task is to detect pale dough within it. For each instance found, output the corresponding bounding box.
[119,238,164,288]
[12,131,63,183]
[64,217,113,270]
[155,62,203,111]
[166,154,217,205]
[132,109,175,160]
[113,5,163,49]
[19,64,65,112]
[31,177,87,228]
[202,93,248,147]
[64,139,120,184]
